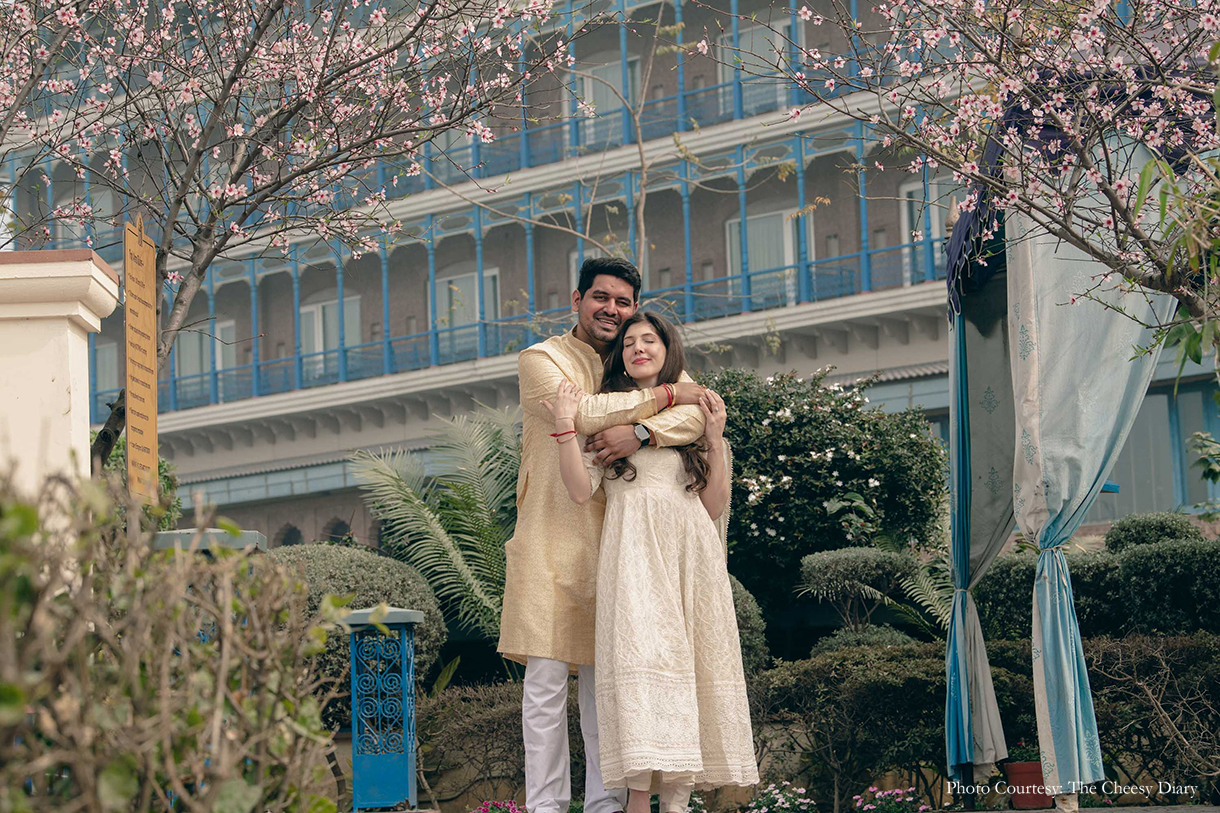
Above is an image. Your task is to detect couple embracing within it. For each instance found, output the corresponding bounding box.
[497,257,759,813]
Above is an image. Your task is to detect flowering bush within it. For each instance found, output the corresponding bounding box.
[853,787,928,813]
[745,781,817,813]
[473,802,525,813]
[697,368,947,650]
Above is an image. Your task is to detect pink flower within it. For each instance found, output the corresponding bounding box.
[696,39,709,55]
[798,5,812,20]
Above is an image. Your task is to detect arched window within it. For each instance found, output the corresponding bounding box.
[321,517,352,544]
[274,524,304,547]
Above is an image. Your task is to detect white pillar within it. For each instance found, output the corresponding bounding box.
[0,250,120,496]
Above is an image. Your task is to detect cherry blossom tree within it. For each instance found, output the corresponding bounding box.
[1,0,586,467]
[697,0,1219,341]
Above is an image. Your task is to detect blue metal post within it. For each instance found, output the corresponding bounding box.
[380,240,392,375]
[88,333,99,423]
[165,292,178,411]
[249,259,261,396]
[626,171,637,272]
[474,206,487,357]
[922,160,936,282]
[207,272,218,404]
[42,158,55,247]
[291,246,303,391]
[848,0,860,78]
[334,245,347,382]
[619,0,633,146]
[795,135,809,303]
[567,0,580,149]
[681,161,694,322]
[427,215,440,367]
[573,182,584,269]
[736,145,751,311]
[675,0,688,131]
[423,139,435,191]
[348,609,421,812]
[519,52,531,168]
[525,192,537,343]
[856,122,872,291]
[787,0,801,106]
[469,61,482,178]
[730,0,743,119]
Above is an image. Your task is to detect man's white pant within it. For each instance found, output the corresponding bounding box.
[524,657,626,813]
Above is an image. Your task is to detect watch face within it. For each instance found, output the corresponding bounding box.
[634,425,649,443]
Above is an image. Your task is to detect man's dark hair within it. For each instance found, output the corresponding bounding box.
[576,256,642,301]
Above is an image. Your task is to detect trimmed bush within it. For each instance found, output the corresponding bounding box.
[731,573,771,674]
[974,539,1220,639]
[811,623,916,655]
[1117,539,1220,634]
[269,543,447,729]
[800,547,917,630]
[1103,511,1204,553]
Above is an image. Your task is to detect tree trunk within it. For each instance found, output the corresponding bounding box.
[89,388,126,475]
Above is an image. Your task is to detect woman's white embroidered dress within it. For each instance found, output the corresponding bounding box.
[586,444,759,791]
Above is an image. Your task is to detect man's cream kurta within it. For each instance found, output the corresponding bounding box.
[497,329,706,666]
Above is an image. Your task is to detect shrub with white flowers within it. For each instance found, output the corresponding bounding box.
[697,368,947,646]
[745,782,817,813]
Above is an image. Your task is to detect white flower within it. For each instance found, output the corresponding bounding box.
[868,478,880,488]
[797,4,812,20]
[696,38,709,55]
[777,455,787,462]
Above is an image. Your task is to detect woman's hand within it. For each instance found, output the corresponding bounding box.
[671,381,706,405]
[700,389,727,443]
[541,379,585,423]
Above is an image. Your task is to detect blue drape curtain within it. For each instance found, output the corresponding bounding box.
[947,276,1015,780]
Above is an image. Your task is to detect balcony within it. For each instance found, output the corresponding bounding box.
[88,239,947,423]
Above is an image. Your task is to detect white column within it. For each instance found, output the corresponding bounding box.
[0,250,120,496]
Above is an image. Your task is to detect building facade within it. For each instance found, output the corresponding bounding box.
[13,0,1217,544]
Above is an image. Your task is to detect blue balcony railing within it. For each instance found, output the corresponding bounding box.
[87,238,947,423]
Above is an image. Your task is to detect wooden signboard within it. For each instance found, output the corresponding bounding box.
[124,215,159,503]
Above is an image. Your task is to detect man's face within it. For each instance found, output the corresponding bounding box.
[572,274,637,346]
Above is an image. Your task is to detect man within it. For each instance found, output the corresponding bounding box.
[498,257,706,813]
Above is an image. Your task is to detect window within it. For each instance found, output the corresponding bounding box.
[548,291,560,310]
[176,319,237,378]
[871,228,888,250]
[300,295,361,356]
[581,56,640,147]
[435,268,500,328]
[825,233,841,258]
[718,22,798,113]
[582,57,641,116]
[95,340,119,392]
[900,175,958,283]
[725,209,815,306]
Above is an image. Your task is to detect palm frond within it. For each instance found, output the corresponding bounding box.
[349,408,523,642]
[350,447,504,638]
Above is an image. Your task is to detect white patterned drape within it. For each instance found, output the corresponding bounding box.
[1005,209,1172,794]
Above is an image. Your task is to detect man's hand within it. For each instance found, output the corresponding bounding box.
[584,424,641,464]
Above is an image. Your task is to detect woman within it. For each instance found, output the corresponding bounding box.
[542,312,759,813]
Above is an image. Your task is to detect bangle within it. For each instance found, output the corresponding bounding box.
[662,382,674,410]
[550,430,577,439]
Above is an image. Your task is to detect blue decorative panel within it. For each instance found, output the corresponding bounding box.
[351,625,416,811]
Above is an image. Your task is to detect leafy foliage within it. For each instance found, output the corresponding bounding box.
[799,547,916,631]
[974,540,1220,639]
[730,573,771,675]
[0,473,341,811]
[1102,511,1205,553]
[810,624,916,656]
[91,429,181,531]
[351,407,520,641]
[267,543,447,730]
[696,368,948,628]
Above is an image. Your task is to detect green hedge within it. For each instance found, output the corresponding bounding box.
[268,543,447,730]
[974,539,1220,639]
[1103,511,1204,553]
[756,634,1220,810]
[730,573,771,675]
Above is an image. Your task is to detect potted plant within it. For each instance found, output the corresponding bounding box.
[1003,741,1053,809]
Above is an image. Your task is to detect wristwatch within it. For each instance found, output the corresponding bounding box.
[633,424,652,447]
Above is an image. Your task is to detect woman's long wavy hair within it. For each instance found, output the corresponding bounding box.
[600,311,709,493]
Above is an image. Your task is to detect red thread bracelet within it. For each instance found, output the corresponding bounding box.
[549,430,577,438]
